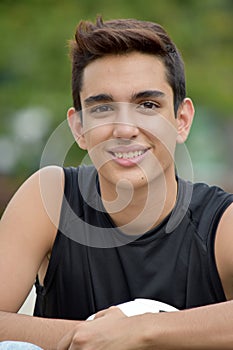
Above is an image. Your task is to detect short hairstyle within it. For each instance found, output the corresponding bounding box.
[69,16,186,115]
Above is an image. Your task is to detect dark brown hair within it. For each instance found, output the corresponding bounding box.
[69,16,186,115]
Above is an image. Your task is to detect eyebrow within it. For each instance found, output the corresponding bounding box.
[131,90,166,101]
[83,94,114,107]
[83,90,166,108]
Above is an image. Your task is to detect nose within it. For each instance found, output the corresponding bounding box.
[112,107,139,139]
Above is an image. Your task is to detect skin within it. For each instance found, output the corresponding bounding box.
[68,53,194,233]
[0,52,233,349]
[0,166,80,349]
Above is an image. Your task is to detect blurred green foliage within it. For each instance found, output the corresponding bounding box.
[0,0,232,117]
[0,0,232,212]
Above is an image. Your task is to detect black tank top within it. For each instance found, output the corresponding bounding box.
[34,165,233,320]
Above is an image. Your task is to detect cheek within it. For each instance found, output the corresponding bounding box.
[83,125,112,147]
[83,126,113,168]
[84,132,99,148]
[139,116,178,155]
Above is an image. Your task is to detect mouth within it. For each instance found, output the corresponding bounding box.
[111,149,147,159]
[108,147,150,166]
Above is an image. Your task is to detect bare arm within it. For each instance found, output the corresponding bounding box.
[0,166,81,349]
[0,311,81,350]
[57,301,233,350]
[57,203,233,350]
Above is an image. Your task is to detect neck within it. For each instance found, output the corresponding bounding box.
[99,167,177,235]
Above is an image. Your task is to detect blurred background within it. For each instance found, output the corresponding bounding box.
[0,0,233,215]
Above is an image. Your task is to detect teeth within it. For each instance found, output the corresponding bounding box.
[113,150,145,159]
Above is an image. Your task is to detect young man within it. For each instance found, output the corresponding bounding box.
[0,16,233,350]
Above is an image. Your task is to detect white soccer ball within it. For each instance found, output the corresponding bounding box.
[87,298,178,320]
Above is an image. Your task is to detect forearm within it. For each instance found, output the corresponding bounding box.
[144,300,233,349]
[0,311,81,350]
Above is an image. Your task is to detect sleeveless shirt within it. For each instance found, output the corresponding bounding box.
[34,165,233,320]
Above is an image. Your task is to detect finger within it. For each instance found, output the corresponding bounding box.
[94,306,124,319]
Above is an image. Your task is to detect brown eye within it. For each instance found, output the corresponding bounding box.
[142,101,159,109]
[91,104,113,113]
[138,101,159,110]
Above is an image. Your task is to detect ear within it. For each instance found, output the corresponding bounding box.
[67,107,87,150]
[176,98,195,143]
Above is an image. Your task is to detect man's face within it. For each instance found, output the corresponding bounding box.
[78,52,180,190]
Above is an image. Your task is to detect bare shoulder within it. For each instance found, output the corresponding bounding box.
[1,165,65,236]
[0,166,64,312]
[215,202,233,300]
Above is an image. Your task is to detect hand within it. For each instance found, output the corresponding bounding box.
[57,306,150,350]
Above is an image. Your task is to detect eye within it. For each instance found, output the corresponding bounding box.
[138,101,160,110]
[87,104,116,119]
[136,101,160,115]
[90,104,114,114]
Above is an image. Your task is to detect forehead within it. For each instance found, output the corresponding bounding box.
[80,52,172,101]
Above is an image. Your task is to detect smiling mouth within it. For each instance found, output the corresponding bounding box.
[110,149,148,159]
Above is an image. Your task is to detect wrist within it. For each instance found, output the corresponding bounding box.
[127,313,163,349]
[133,311,178,349]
